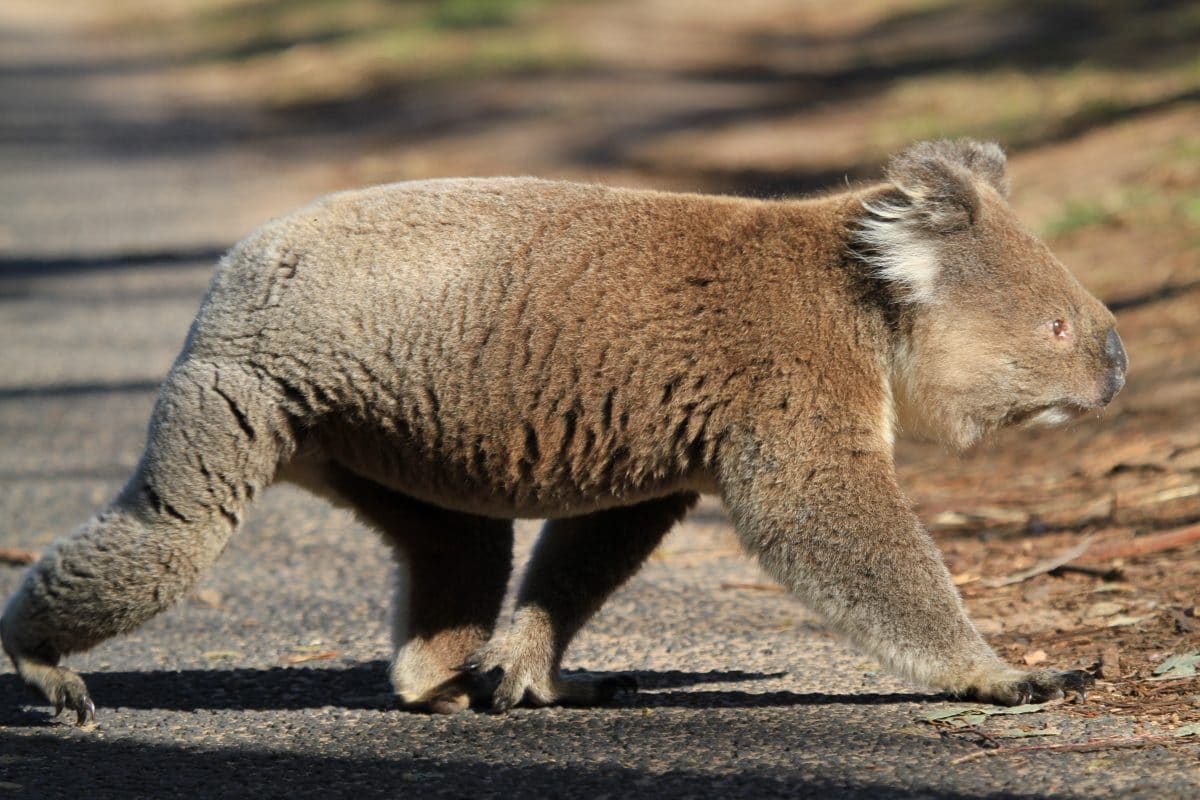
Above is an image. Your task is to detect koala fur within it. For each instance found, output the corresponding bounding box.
[2,140,1127,723]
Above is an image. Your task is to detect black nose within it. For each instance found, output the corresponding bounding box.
[1106,327,1128,374]
[1101,327,1127,404]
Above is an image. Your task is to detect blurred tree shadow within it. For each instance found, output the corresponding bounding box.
[3,0,1194,197]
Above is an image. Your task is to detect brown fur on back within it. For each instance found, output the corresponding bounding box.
[210,179,891,518]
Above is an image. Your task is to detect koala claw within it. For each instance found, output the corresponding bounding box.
[76,696,97,726]
[969,667,1095,707]
[12,658,96,726]
[49,678,95,726]
[459,640,638,711]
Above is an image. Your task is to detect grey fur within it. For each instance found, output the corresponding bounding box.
[2,143,1123,722]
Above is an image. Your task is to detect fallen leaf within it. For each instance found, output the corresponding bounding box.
[285,650,339,665]
[1085,601,1125,618]
[1151,651,1200,679]
[191,589,223,608]
[202,650,243,660]
[1023,649,1048,666]
[922,702,1051,727]
[0,547,39,566]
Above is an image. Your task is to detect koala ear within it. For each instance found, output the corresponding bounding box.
[885,140,1009,232]
[850,140,1009,304]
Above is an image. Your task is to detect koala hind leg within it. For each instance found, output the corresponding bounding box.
[467,492,698,711]
[300,464,513,714]
[1,359,288,723]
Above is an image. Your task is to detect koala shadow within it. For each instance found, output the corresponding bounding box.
[0,664,938,724]
[620,688,942,710]
[0,661,394,725]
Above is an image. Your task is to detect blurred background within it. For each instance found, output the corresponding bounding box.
[1,0,1198,704]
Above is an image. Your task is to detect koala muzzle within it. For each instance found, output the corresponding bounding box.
[1101,327,1127,404]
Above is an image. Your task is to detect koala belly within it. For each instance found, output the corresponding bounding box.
[292,410,714,520]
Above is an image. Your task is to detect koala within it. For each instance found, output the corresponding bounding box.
[2,140,1127,724]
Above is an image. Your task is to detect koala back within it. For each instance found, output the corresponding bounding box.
[187,178,894,518]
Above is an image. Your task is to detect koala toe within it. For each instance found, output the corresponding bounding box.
[460,638,545,711]
[459,637,636,711]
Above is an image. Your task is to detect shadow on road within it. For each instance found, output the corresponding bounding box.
[0,247,227,279]
[0,380,162,400]
[0,728,1031,800]
[0,664,937,721]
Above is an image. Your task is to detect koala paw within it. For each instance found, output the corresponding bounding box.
[14,661,96,726]
[459,640,637,712]
[966,668,1095,707]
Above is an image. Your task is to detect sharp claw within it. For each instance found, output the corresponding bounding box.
[76,697,96,726]
[454,661,480,673]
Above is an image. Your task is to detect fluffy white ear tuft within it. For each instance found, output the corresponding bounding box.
[853,194,943,305]
[850,139,1010,304]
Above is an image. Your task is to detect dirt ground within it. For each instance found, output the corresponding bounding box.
[7,0,1200,759]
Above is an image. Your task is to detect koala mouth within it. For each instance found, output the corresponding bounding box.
[1012,402,1098,429]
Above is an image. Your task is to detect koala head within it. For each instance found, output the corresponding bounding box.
[853,140,1127,449]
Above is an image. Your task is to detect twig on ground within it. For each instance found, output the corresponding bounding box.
[986,536,1095,587]
[1078,523,1200,563]
[0,547,39,566]
[1049,563,1124,581]
[950,732,1191,764]
[284,650,339,664]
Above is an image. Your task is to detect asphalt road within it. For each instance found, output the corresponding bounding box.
[1,6,1197,799]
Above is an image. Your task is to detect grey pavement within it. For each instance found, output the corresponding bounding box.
[1,7,1197,799]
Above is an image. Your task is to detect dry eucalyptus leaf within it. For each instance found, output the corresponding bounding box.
[1152,651,1200,679]
[1023,649,1048,666]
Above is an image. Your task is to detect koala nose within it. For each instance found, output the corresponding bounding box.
[1101,327,1127,405]
[1105,327,1128,374]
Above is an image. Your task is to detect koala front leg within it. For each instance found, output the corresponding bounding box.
[466,492,698,711]
[718,427,1092,705]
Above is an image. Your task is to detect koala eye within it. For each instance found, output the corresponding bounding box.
[1049,318,1071,340]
